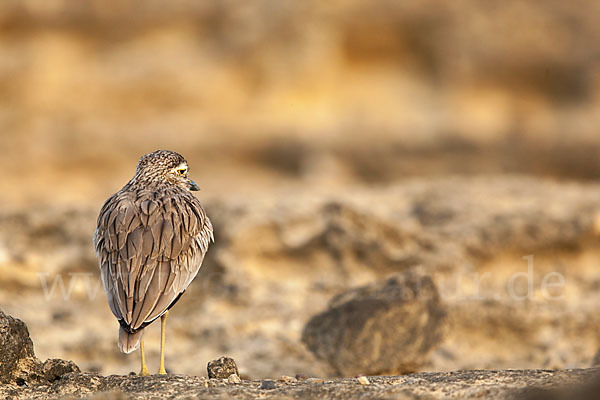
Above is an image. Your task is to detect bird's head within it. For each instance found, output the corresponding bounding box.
[133,150,200,191]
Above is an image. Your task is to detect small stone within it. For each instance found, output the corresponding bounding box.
[305,378,325,384]
[227,374,241,384]
[357,376,370,385]
[207,356,239,379]
[42,359,80,382]
[260,379,276,390]
[295,374,308,381]
[278,375,297,383]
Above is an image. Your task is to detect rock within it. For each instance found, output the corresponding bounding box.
[42,359,80,382]
[207,357,239,379]
[260,380,276,390]
[302,271,447,376]
[0,309,41,384]
[278,375,296,383]
[357,376,370,385]
[227,374,242,384]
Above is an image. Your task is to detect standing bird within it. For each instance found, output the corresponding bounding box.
[93,150,213,375]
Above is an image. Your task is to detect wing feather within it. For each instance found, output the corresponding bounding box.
[131,260,170,328]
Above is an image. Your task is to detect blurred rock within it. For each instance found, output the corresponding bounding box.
[0,309,41,385]
[207,356,239,379]
[302,271,447,376]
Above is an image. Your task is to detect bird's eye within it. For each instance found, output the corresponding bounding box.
[176,169,187,176]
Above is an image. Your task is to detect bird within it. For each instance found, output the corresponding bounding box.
[93,150,213,375]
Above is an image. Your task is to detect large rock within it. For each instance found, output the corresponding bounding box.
[302,271,447,376]
[0,310,41,384]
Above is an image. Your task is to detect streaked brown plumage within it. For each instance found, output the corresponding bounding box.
[93,150,213,368]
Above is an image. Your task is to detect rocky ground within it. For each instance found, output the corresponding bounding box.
[4,369,600,400]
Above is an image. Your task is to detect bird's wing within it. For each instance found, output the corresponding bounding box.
[94,191,213,331]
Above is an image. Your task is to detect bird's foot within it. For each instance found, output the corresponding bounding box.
[157,368,167,375]
[139,367,150,376]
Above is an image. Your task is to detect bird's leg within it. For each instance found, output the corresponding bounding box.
[158,310,169,375]
[139,338,150,376]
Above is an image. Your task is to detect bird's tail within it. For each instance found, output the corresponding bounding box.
[118,326,144,354]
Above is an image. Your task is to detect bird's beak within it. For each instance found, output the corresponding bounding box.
[188,179,200,191]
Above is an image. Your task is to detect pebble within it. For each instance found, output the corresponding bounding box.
[357,376,370,385]
[305,378,325,384]
[227,374,241,384]
[207,356,239,379]
[260,379,276,390]
[278,375,297,383]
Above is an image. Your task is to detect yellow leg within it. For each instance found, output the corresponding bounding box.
[139,338,150,376]
[158,311,169,375]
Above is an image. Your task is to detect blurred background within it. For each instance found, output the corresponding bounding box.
[1,0,600,378]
